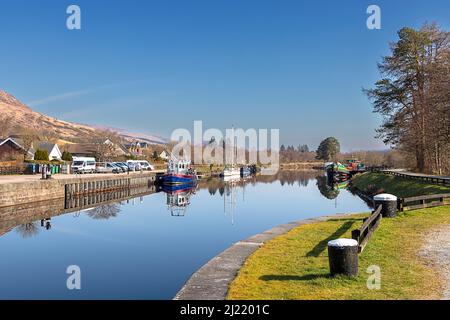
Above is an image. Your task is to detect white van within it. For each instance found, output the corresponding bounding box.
[72,157,96,174]
[139,160,154,171]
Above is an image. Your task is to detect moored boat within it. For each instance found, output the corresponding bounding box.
[163,184,197,217]
[240,166,252,177]
[221,165,241,178]
[326,159,366,182]
[242,164,258,177]
[346,159,366,174]
[161,159,197,185]
[326,162,350,181]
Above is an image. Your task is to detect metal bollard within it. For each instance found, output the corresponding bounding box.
[328,239,359,277]
[374,193,398,218]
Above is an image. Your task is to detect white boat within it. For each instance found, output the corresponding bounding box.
[221,165,241,177]
[222,172,241,182]
[221,126,241,178]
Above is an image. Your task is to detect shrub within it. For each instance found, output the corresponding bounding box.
[366,184,386,196]
[34,149,49,161]
[62,151,73,161]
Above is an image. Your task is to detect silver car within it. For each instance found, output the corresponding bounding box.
[96,163,120,174]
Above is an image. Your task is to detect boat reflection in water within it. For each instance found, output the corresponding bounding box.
[222,175,241,225]
[162,184,198,217]
[332,180,349,190]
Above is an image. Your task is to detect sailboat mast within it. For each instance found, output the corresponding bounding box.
[232,125,235,166]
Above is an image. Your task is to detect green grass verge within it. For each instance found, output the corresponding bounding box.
[351,172,450,198]
[227,206,450,300]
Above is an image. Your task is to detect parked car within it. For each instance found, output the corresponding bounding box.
[111,163,126,173]
[96,162,120,174]
[126,160,141,171]
[114,162,129,172]
[126,160,154,171]
[72,157,96,174]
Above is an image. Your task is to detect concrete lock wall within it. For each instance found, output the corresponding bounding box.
[0,198,65,237]
[0,173,157,208]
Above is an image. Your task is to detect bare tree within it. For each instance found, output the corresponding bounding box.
[0,115,14,138]
[16,222,39,238]
[87,204,121,220]
[15,126,40,160]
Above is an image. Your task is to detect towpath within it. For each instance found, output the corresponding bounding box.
[421,225,450,300]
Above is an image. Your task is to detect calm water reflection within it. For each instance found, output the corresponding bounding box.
[0,171,369,299]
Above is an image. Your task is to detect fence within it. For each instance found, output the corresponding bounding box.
[0,165,26,175]
[350,192,449,253]
[351,205,382,253]
[367,166,391,172]
[398,193,450,211]
[381,170,450,186]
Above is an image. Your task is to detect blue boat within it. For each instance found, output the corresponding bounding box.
[161,159,197,185]
[240,165,257,177]
[240,166,252,177]
[163,184,197,217]
[162,184,196,193]
[162,173,197,185]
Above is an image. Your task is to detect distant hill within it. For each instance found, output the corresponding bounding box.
[0,90,97,139]
[92,125,168,145]
[0,90,167,145]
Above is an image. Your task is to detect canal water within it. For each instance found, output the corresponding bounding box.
[0,171,370,299]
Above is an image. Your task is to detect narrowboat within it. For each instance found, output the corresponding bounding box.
[326,162,350,181]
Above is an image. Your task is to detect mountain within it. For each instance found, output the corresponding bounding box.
[0,90,167,145]
[0,90,97,139]
[92,125,168,145]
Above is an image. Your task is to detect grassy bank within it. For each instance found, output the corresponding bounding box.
[227,205,450,300]
[351,172,450,198]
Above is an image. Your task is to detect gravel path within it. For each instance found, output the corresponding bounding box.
[420,225,450,300]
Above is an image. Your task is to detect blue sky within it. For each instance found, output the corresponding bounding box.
[0,0,449,151]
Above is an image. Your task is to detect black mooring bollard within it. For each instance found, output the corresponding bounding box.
[46,166,52,179]
[373,193,398,218]
[328,239,359,277]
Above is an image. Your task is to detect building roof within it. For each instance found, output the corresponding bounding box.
[160,150,171,156]
[36,142,58,154]
[0,137,34,157]
[125,141,150,148]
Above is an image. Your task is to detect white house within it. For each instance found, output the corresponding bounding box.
[36,142,62,161]
[159,150,171,160]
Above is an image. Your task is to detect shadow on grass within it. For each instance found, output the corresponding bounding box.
[306,220,355,257]
[259,274,330,281]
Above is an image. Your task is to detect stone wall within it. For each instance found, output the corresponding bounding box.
[0,184,158,237]
[0,172,157,208]
[0,198,65,237]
